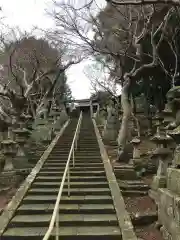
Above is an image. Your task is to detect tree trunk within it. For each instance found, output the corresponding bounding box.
[117,77,132,162]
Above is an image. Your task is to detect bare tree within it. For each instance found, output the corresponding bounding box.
[0,28,84,126]
[49,0,178,161]
[107,0,180,6]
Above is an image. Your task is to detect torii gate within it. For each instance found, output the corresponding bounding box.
[66,99,99,117]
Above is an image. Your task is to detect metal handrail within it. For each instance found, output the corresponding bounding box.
[43,111,83,240]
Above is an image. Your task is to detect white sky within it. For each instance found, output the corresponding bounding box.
[0,0,106,99]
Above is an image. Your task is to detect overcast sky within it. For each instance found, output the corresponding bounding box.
[0,0,106,100]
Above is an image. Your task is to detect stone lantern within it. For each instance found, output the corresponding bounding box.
[152,113,164,136]
[151,132,173,149]
[156,87,180,239]
[48,113,54,123]
[1,139,16,171]
[150,131,173,169]
[13,127,31,168]
[129,137,141,165]
[53,112,63,133]
[103,100,119,143]
[25,114,34,131]
[48,113,56,138]
[31,115,52,144]
[147,116,153,136]
[149,123,173,202]
[0,119,12,172]
[168,126,180,168]
[149,147,171,202]
[162,103,174,128]
[166,86,180,130]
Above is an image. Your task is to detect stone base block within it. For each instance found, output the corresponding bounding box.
[158,188,180,240]
[151,175,166,190]
[42,139,51,145]
[167,168,180,195]
[14,156,31,169]
[0,171,21,189]
[148,189,159,204]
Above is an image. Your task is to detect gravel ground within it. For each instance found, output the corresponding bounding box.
[135,224,164,240]
[124,195,156,214]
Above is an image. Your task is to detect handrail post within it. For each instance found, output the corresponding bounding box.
[56,211,59,240]
[75,137,77,150]
[68,166,70,197]
[73,146,75,167]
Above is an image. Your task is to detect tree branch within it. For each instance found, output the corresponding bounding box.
[108,0,180,6]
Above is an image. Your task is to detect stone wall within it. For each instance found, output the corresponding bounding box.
[158,168,180,240]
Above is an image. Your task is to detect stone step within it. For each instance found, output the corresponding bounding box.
[49,155,102,159]
[121,190,148,197]
[114,169,138,180]
[76,142,99,144]
[28,187,111,195]
[2,226,121,239]
[40,167,104,171]
[76,146,100,149]
[43,162,103,167]
[53,148,100,152]
[45,159,102,163]
[52,145,72,147]
[1,117,122,240]
[75,149,100,151]
[32,182,109,188]
[38,171,106,176]
[48,155,101,159]
[60,140,97,143]
[9,213,118,227]
[50,152,101,156]
[23,195,113,204]
[119,181,149,191]
[17,203,115,214]
[114,165,135,170]
[36,176,107,182]
[53,142,72,145]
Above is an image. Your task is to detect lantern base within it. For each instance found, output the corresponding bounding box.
[14,155,31,169]
[0,171,21,189]
[3,157,14,171]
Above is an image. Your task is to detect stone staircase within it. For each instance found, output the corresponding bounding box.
[119,180,150,197]
[1,115,121,239]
